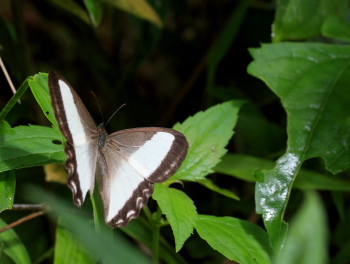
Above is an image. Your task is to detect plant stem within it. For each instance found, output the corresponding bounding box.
[152,208,162,264]
[0,211,44,233]
[0,79,28,120]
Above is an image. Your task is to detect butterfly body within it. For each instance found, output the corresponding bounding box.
[49,70,188,227]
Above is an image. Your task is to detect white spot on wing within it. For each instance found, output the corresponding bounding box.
[70,181,77,193]
[127,132,174,178]
[127,210,135,218]
[59,80,96,200]
[59,80,88,146]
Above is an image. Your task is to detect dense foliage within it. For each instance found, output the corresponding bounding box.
[0,0,350,263]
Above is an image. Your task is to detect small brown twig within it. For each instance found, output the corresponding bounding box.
[0,211,45,233]
[0,57,21,104]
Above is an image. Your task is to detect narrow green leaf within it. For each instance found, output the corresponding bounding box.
[273,0,344,42]
[215,154,350,191]
[0,171,15,212]
[198,178,239,200]
[28,73,58,128]
[91,183,107,233]
[106,0,163,27]
[47,0,91,24]
[153,184,197,252]
[0,218,31,264]
[274,191,328,264]
[248,42,350,252]
[55,217,95,264]
[172,100,245,181]
[0,121,65,172]
[215,154,273,182]
[195,215,273,264]
[207,0,249,88]
[0,79,29,121]
[83,0,103,27]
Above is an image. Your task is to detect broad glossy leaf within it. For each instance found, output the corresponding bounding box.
[273,0,346,42]
[153,184,197,252]
[274,191,328,264]
[0,171,15,213]
[195,215,273,264]
[248,42,350,251]
[0,121,65,172]
[0,218,31,264]
[172,100,245,181]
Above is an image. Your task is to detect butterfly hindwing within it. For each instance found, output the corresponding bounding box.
[97,128,188,227]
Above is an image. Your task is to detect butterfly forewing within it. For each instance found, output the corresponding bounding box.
[49,71,98,207]
[97,128,188,227]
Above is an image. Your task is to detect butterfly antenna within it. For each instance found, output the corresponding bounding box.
[105,103,126,127]
[90,91,105,124]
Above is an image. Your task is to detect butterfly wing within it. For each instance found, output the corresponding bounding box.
[49,70,98,207]
[97,127,188,227]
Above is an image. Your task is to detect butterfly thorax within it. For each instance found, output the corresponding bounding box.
[97,123,108,149]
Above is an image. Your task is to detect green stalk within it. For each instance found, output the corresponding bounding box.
[0,79,28,120]
[152,208,162,264]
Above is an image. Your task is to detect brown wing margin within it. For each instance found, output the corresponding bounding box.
[48,71,89,207]
[148,129,188,183]
[108,127,189,184]
[107,180,154,228]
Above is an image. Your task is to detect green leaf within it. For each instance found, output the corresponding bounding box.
[25,185,152,264]
[0,171,15,212]
[0,78,29,121]
[121,219,188,264]
[172,100,245,181]
[273,0,345,42]
[322,15,350,43]
[207,0,249,89]
[215,154,350,191]
[153,184,197,252]
[55,217,96,264]
[0,121,65,173]
[28,73,58,128]
[198,178,239,200]
[274,191,328,264]
[195,215,273,264]
[0,218,31,264]
[106,0,163,27]
[47,0,91,25]
[83,0,103,27]
[248,42,350,251]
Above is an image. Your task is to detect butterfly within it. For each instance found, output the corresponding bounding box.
[48,71,188,227]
